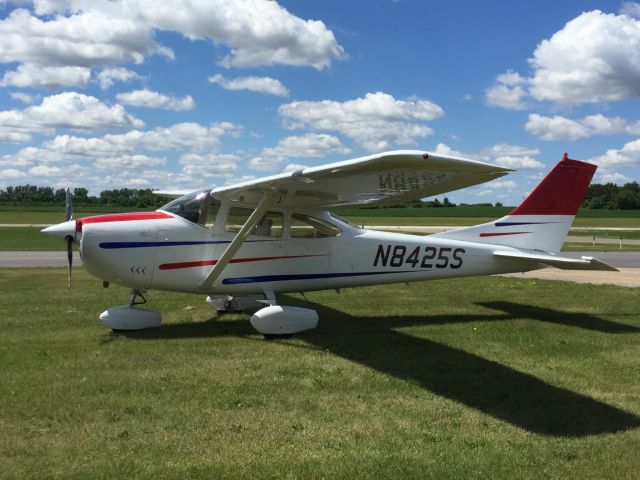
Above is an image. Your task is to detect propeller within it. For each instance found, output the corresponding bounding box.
[65,185,73,288]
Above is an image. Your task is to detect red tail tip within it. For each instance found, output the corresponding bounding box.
[509,154,596,216]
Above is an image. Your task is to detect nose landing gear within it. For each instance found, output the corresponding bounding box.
[99,289,162,331]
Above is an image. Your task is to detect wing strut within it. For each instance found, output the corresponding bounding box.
[199,188,280,291]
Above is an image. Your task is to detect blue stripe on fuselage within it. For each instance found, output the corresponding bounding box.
[222,270,415,285]
[494,222,554,227]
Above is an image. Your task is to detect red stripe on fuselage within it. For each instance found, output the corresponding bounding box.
[159,254,324,270]
[479,231,530,237]
[81,212,173,224]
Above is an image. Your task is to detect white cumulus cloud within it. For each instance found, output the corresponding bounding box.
[484,70,528,110]
[486,9,640,108]
[44,122,240,157]
[28,164,62,176]
[250,133,350,170]
[486,144,541,157]
[529,10,640,105]
[591,139,640,167]
[94,154,166,171]
[278,92,444,151]
[209,74,289,97]
[1,63,91,88]
[526,113,640,140]
[595,170,635,184]
[116,89,195,111]
[525,114,589,141]
[9,92,38,104]
[0,168,27,180]
[0,129,32,143]
[97,67,140,89]
[0,91,143,133]
[493,156,545,169]
[179,153,239,178]
[0,0,344,88]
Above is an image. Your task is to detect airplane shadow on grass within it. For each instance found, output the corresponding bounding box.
[122,300,640,438]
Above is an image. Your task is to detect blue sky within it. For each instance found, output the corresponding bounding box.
[0,0,639,205]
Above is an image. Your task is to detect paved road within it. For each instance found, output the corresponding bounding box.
[563,252,640,268]
[0,251,82,267]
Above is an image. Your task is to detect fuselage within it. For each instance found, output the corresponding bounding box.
[77,205,534,296]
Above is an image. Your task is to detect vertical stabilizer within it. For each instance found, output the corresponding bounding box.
[431,154,596,253]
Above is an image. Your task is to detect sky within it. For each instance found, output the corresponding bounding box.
[0,0,639,205]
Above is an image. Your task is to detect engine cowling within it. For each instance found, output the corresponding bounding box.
[250,305,318,335]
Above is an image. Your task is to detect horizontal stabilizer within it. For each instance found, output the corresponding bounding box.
[494,250,618,271]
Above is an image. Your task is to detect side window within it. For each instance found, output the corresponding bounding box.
[290,214,342,238]
[224,207,283,237]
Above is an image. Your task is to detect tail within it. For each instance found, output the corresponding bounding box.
[432,153,595,253]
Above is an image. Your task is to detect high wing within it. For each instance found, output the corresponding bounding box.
[210,150,510,208]
[152,189,194,198]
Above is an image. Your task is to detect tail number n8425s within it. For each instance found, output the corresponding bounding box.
[373,244,465,269]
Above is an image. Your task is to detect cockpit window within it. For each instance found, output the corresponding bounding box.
[290,214,342,238]
[160,190,219,227]
[225,207,283,237]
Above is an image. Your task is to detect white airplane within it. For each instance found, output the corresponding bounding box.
[42,151,616,337]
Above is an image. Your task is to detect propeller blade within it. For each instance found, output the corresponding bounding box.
[66,236,73,288]
[65,185,73,222]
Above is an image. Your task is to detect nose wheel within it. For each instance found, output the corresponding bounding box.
[99,289,161,331]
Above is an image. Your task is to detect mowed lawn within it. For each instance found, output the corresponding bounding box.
[1,269,640,479]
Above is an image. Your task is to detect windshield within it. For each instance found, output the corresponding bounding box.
[160,189,218,227]
[329,212,358,228]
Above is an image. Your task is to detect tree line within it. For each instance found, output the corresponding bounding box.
[582,181,640,209]
[0,185,166,208]
[1,182,639,209]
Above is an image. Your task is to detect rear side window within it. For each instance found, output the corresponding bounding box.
[290,214,342,238]
[224,207,283,237]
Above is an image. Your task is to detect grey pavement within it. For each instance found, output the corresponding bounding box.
[0,251,82,268]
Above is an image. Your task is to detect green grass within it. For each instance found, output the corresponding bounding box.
[1,269,640,479]
[569,230,640,240]
[0,227,66,251]
[561,243,640,252]
[571,218,640,228]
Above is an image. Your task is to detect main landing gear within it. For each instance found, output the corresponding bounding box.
[208,292,318,338]
[99,289,162,331]
[99,290,318,338]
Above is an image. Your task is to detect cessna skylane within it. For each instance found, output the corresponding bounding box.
[42,151,616,337]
